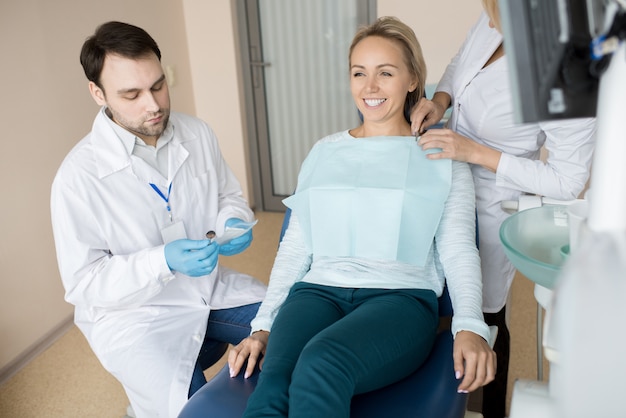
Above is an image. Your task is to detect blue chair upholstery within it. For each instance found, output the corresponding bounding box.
[178,209,468,418]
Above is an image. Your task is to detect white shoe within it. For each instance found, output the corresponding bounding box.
[124,404,136,418]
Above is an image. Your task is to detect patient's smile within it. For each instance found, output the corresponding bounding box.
[364,98,386,107]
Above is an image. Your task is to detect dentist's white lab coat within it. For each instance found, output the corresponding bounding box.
[51,109,266,417]
[437,12,596,312]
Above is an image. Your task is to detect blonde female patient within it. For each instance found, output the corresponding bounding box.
[228,16,496,417]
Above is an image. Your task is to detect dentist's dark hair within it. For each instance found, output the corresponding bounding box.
[80,21,161,90]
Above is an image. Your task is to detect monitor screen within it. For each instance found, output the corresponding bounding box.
[499,0,601,123]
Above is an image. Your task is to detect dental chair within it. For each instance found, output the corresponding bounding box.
[178,208,478,418]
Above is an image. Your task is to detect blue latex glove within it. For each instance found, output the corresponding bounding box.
[218,218,253,256]
[164,239,219,277]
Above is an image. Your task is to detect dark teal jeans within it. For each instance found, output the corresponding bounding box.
[243,282,438,418]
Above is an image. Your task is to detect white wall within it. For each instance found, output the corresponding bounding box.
[378,0,483,84]
[0,0,196,378]
[0,0,481,377]
[182,0,255,202]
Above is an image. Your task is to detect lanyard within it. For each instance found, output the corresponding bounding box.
[149,182,172,221]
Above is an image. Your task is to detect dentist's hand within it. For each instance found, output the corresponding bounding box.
[218,218,253,256]
[164,239,219,277]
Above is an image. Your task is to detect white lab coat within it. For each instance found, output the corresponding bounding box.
[51,109,266,417]
[437,12,596,312]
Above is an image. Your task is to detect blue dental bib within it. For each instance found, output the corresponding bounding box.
[283,137,451,266]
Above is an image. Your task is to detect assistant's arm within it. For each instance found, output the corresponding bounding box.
[496,118,596,199]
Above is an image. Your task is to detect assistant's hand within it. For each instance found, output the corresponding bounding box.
[417,129,502,172]
[228,330,269,379]
[453,331,497,393]
[417,128,477,161]
[410,96,447,135]
[218,218,253,256]
[164,239,219,277]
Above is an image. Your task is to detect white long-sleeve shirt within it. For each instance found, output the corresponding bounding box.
[437,12,596,311]
[251,131,490,342]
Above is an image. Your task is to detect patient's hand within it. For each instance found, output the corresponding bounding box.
[453,330,497,393]
[228,330,269,379]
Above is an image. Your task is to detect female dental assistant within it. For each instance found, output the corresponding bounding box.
[411,2,596,417]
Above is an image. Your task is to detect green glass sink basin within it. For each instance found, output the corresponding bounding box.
[499,205,570,289]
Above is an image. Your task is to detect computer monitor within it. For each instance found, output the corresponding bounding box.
[499,0,602,123]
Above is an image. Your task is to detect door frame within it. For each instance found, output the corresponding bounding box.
[236,0,377,212]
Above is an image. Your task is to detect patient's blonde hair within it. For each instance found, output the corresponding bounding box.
[349,16,426,122]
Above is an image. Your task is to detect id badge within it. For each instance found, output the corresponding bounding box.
[161,220,187,243]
